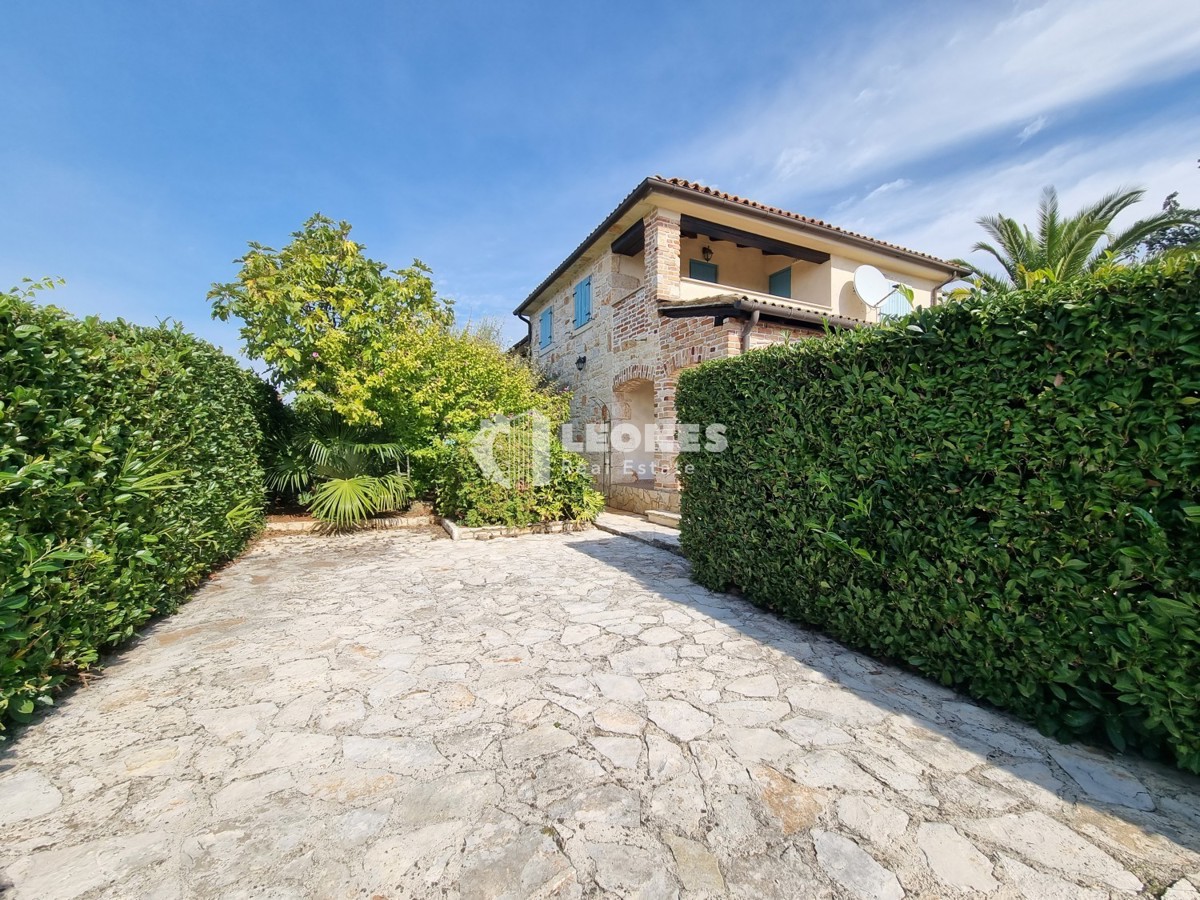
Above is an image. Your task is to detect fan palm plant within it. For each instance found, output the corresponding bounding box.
[265,418,412,530]
[953,186,1199,292]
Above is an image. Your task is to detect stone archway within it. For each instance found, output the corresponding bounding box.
[612,363,655,391]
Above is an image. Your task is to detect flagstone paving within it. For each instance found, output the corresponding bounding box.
[2,528,1199,899]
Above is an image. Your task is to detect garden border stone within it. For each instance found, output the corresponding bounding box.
[437,517,592,541]
[264,515,435,535]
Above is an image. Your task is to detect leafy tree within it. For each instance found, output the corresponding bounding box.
[212,215,566,488]
[952,186,1199,292]
[209,214,453,425]
[385,324,568,447]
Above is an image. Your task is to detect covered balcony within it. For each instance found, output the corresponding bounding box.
[675,214,889,325]
[611,211,891,324]
[679,214,827,295]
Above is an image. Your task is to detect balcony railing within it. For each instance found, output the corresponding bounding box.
[676,277,874,322]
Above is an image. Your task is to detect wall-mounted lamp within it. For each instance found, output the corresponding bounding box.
[575,355,587,372]
[701,246,714,262]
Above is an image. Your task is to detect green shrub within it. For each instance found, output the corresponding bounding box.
[677,256,1200,772]
[434,429,604,528]
[1,288,277,732]
[264,414,413,530]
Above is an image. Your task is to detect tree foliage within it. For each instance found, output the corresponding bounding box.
[390,325,568,451]
[210,216,561,467]
[952,185,1199,292]
[210,214,452,426]
[1140,191,1200,258]
[210,214,586,526]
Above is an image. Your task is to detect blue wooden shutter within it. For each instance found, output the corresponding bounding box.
[539,308,552,348]
[689,260,719,283]
[574,277,592,328]
[768,267,792,298]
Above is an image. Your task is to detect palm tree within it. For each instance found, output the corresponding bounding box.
[953,186,1199,292]
[266,416,413,531]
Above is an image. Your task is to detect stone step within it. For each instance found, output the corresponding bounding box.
[645,509,681,529]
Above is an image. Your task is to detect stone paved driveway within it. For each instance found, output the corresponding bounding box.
[2,528,1199,899]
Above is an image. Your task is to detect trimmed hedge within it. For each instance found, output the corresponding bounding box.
[434,431,605,527]
[677,258,1200,771]
[1,291,278,732]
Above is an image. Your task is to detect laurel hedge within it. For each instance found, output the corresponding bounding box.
[1,290,278,732]
[677,257,1200,772]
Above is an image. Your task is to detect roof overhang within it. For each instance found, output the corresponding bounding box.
[658,294,868,331]
[613,214,832,265]
[514,176,971,316]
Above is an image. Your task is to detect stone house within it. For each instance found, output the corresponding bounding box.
[513,176,967,516]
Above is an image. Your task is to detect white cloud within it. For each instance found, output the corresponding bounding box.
[774,145,817,181]
[1017,116,1048,143]
[665,0,1200,201]
[829,117,1200,269]
[864,178,912,201]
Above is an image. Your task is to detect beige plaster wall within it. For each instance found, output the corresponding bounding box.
[829,253,938,321]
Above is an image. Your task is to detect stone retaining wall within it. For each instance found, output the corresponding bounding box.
[607,484,681,515]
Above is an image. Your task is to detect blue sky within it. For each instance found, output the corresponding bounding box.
[3,0,1199,352]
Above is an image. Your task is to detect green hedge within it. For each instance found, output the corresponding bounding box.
[1,291,277,732]
[434,429,604,527]
[677,257,1200,772]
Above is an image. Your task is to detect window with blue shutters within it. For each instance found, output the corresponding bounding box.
[768,266,792,298]
[539,308,553,349]
[573,277,592,328]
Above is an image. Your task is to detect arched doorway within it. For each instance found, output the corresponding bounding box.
[612,377,655,487]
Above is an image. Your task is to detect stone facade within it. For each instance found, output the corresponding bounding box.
[530,207,831,513]
[524,192,956,514]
